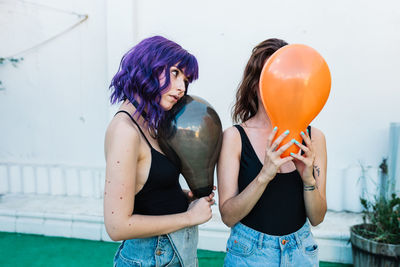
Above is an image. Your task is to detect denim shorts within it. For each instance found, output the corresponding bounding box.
[113,226,198,267]
[224,221,319,267]
[114,235,181,267]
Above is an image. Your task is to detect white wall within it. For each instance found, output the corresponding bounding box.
[0,0,109,167]
[131,0,400,211]
[1,0,400,211]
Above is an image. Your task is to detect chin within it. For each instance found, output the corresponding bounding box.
[161,104,173,111]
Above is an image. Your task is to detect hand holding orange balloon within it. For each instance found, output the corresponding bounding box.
[259,44,331,157]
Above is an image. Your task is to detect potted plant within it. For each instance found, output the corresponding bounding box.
[350,158,400,266]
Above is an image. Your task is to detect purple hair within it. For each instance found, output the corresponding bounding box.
[109,36,199,132]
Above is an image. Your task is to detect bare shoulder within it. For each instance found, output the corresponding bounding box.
[222,126,242,149]
[310,126,326,143]
[105,115,141,153]
[223,126,241,141]
[220,126,241,159]
[310,126,327,159]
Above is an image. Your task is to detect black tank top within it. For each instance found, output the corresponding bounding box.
[115,111,188,215]
[235,125,309,236]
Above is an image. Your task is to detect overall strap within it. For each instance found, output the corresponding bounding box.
[115,110,153,148]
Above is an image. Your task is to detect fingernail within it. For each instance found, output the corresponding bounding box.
[284,130,290,134]
[291,139,296,143]
[300,131,305,136]
[290,152,295,156]
[306,128,309,134]
[273,126,278,131]
[294,140,300,144]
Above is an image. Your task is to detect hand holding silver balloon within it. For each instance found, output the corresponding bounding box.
[158,95,223,198]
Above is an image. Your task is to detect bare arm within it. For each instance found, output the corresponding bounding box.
[291,127,327,226]
[104,119,213,241]
[217,127,293,227]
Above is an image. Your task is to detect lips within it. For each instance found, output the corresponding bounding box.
[170,95,179,102]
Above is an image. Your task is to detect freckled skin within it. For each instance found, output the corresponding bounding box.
[103,68,203,240]
[112,211,114,214]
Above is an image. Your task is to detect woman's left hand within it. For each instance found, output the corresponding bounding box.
[290,130,316,186]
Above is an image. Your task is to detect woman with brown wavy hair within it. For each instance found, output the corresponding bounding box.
[217,38,327,266]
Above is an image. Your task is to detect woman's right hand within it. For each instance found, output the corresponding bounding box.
[260,127,294,183]
[186,192,215,226]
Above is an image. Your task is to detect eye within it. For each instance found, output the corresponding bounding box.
[171,69,178,77]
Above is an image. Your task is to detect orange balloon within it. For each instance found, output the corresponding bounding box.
[259,44,331,157]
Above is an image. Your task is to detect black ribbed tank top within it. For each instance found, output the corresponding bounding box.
[115,111,188,215]
[234,125,309,235]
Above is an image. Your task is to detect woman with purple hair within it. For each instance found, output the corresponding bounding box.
[104,36,215,267]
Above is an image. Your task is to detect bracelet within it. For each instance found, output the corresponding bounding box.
[304,185,315,191]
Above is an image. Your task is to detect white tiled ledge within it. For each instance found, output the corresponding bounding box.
[0,193,361,264]
[0,194,109,241]
[311,211,363,264]
[312,211,364,240]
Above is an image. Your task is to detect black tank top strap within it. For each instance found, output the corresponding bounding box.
[234,125,253,154]
[115,110,153,149]
[234,124,264,166]
[234,124,252,146]
[234,123,309,235]
[233,124,246,139]
[114,110,187,216]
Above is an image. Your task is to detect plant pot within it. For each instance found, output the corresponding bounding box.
[350,224,400,267]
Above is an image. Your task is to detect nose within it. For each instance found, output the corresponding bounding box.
[176,78,186,95]
[177,87,185,96]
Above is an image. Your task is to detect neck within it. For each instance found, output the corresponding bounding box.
[245,101,272,129]
[131,96,148,118]
[121,97,148,128]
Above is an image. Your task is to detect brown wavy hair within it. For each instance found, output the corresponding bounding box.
[232,38,288,123]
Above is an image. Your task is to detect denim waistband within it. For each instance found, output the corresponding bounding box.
[231,221,311,250]
[115,226,198,267]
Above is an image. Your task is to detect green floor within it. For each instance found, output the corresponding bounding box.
[0,232,352,266]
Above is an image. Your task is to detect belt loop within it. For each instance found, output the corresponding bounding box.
[156,235,161,249]
[294,231,303,250]
[258,232,264,249]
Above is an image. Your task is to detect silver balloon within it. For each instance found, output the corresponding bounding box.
[158,95,223,198]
